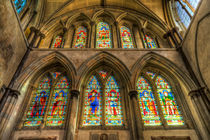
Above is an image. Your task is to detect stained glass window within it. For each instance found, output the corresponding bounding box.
[137,77,161,126]
[105,76,123,126]
[51,36,63,48]
[24,72,71,127]
[96,22,112,48]
[13,0,27,14]
[83,76,102,126]
[146,72,156,79]
[144,34,157,48]
[73,26,87,48]
[156,75,184,125]
[24,75,52,126]
[98,70,108,79]
[46,76,70,126]
[120,26,134,48]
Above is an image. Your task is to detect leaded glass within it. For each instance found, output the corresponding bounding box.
[13,0,27,13]
[51,72,61,79]
[73,26,87,48]
[105,76,123,126]
[24,76,52,126]
[187,0,200,9]
[144,35,157,48]
[146,72,156,79]
[96,22,112,48]
[98,70,108,79]
[137,77,161,126]
[83,76,102,126]
[120,26,134,48]
[176,1,191,28]
[46,76,70,126]
[156,75,184,125]
[51,36,63,48]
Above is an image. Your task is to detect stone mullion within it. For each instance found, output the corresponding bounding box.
[66,90,80,140]
[90,22,96,48]
[115,22,121,48]
[111,23,117,49]
[102,82,106,129]
[141,28,149,48]
[177,0,192,19]
[68,26,75,48]
[182,0,195,12]
[151,76,168,128]
[129,91,143,140]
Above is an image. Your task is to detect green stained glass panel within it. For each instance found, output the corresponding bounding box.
[120,26,134,48]
[74,26,87,48]
[156,75,184,125]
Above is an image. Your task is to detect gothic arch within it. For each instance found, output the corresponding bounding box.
[131,52,197,91]
[77,52,131,91]
[14,52,76,90]
[92,10,115,24]
[66,13,91,29]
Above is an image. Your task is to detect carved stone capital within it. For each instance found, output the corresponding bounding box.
[189,87,205,97]
[7,88,20,99]
[71,90,80,98]
[129,90,138,98]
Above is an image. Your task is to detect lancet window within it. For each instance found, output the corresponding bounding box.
[13,0,27,14]
[136,71,184,126]
[82,70,124,127]
[172,0,200,28]
[143,34,157,48]
[120,26,134,48]
[22,71,71,128]
[73,26,87,48]
[96,22,112,48]
[51,35,63,48]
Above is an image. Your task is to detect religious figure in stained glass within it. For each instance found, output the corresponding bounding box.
[105,76,123,126]
[24,72,70,127]
[137,77,161,126]
[96,22,112,48]
[144,34,157,48]
[120,26,134,48]
[156,75,184,125]
[13,0,27,13]
[24,76,51,126]
[83,76,102,126]
[51,36,63,48]
[46,76,70,126]
[73,26,87,48]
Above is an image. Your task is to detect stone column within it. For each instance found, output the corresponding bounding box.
[133,25,142,49]
[0,89,20,137]
[89,22,95,48]
[114,21,121,48]
[129,91,143,140]
[141,28,149,48]
[34,33,45,48]
[66,90,80,140]
[189,89,210,134]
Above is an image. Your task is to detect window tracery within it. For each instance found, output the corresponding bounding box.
[82,70,124,127]
[137,71,184,126]
[73,26,87,48]
[13,0,27,14]
[96,22,112,48]
[120,26,134,48]
[23,71,71,128]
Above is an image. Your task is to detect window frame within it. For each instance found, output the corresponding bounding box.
[18,68,72,130]
[79,68,127,130]
[136,68,190,130]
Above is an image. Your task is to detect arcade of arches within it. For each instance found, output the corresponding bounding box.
[0,0,209,140]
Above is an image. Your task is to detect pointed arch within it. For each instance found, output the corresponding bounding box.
[77,52,131,91]
[66,13,91,29]
[14,52,77,90]
[131,52,197,91]
[92,10,115,23]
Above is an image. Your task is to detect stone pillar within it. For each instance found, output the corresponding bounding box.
[189,89,210,134]
[0,89,20,137]
[141,28,149,48]
[89,22,95,48]
[66,25,75,48]
[129,91,143,140]
[34,33,45,48]
[66,90,80,140]
[133,25,142,49]
[114,21,120,48]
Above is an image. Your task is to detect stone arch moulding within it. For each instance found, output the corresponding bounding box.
[66,13,91,29]
[131,52,197,91]
[92,10,115,23]
[77,52,132,91]
[14,51,77,91]
[195,12,210,91]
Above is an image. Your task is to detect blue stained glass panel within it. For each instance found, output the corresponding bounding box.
[13,0,27,13]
